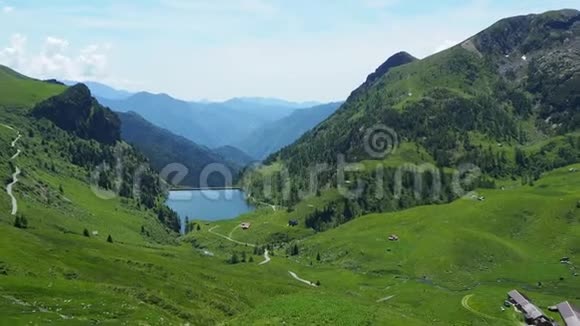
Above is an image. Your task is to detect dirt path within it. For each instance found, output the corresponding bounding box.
[248,195,277,211]
[10,149,21,160]
[11,134,21,147]
[461,294,502,321]
[209,226,274,265]
[0,124,14,131]
[288,271,317,287]
[208,226,256,247]
[6,166,21,215]
[3,126,21,216]
[259,249,271,265]
[376,295,395,303]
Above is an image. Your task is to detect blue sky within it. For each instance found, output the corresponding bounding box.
[1,0,579,101]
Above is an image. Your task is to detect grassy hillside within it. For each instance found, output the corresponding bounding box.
[1,9,579,325]
[189,165,580,325]
[0,66,65,108]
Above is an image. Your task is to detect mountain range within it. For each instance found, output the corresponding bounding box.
[0,8,579,325]
[96,92,323,149]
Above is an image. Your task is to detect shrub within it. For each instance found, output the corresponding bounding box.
[13,214,28,229]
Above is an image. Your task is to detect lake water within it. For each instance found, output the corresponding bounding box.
[166,189,255,233]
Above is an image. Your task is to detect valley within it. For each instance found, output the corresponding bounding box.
[0,7,579,326]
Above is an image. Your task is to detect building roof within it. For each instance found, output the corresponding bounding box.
[557,301,580,326]
[508,290,545,320]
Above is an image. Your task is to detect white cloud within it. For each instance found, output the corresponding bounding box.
[0,34,27,68]
[0,34,111,81]
[2,6,14,13]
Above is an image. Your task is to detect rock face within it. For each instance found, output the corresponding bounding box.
[470,9,580,129]
[472,9,580,56]
[33,84,121,145]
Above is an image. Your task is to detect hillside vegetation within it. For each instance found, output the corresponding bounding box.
[245,9,580,223]
[0,9,578,326]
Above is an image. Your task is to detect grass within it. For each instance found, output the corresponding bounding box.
[0,63,578,324]
[188,164,580,324]
[0,65,65,108]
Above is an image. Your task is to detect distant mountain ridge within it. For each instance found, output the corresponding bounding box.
[98,90,338,152]
[237,102,343,159]
[63,80,134,100]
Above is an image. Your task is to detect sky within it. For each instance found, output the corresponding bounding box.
[0,0,579,102]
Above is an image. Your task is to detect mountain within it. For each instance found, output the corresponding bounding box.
[214,145,256,167]
[247,9,580,215]
[63,80,133,100]
[117,111,241,187]
[98,92,215,146]
[237,102,343,160]
[32,84,121,145]
[0,65,181,233]
[98,93,305,148]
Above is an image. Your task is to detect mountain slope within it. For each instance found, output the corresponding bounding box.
[117,111,240,187]
[32,84,121,145]
[0,65,66,108]
[237,102,343,160]
[214,145,255,167]
[247,9,580,213]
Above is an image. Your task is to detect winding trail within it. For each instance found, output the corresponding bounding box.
[376,295,395,303]
[247,195,277,211]
[11,134,21,147]
[208,226,255,247]
[288,271,318,287]
[259,249,271,265]
[10,149,21,160]
[461,294,502,321]
[208,225,273,265]
[3,126,21,216]
[208,225,318,285]
[6,166,21,215]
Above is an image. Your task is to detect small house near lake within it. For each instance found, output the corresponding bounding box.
[241,222,251,230]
